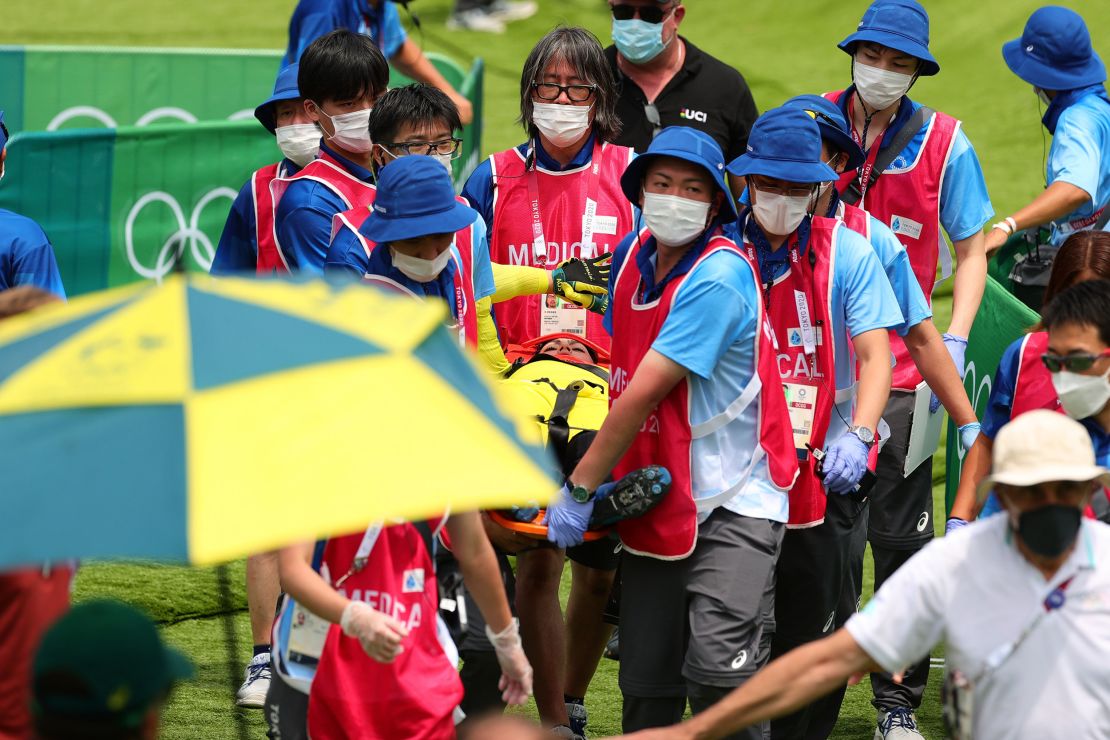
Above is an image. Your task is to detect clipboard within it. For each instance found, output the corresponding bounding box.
[904,380,944,477]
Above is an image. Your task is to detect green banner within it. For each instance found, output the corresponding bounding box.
[944,276,1039,511]
[0,121,276,296]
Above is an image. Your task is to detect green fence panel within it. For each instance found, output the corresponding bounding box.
[0,120,277,296]
[944,276,1039,512]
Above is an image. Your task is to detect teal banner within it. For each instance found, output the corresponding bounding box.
[944,276,1039,511]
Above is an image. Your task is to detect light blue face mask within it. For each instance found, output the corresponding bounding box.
[612,16,672,65]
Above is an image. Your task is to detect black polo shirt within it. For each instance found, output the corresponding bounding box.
[606,38,758,162]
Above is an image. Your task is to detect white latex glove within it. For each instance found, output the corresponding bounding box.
[485,618,533,705]
[341,600,409,663]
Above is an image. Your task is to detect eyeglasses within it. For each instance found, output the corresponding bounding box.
[1040,350,1110,373]
[380,138,462,157]
[749,178,816,198]
[531,82,597,103]
[610,3,675,23]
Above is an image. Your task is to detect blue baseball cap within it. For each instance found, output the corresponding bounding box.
[838,0,940,77]
[726,107,839,185]
[0,110,8,151]
[254,63,303,134]
[1002,7,1105,91]
[362,156,476,244]
[619,126,737,222]
[782,95,865,171]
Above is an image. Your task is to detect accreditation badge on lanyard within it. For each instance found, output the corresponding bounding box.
[530,139,604,337]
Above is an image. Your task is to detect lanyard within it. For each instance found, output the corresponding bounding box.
[333,522,384,588]
[526,138,605,266]
[847,96,887,202]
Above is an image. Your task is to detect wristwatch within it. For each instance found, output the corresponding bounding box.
[849,425,876,447]
[569,482,595,504]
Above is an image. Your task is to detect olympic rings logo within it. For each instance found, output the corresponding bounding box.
[45,106,254,131]
[124,188,237,282]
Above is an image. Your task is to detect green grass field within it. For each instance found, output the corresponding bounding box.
[5,0,1110,737]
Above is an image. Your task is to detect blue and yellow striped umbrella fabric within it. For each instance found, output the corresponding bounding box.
[0,275,554,567]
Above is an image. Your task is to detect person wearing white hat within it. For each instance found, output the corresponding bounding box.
[616,409,1110,740]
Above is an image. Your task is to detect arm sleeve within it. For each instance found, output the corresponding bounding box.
[729,74,760,160]
[868,217,932,336]
[11,240,65,299]
[939,129,994,242]
[490,264,550,303]
[603,233,635,336]
[845,539,950,672]
[980,338,1023,440]
[1047,110,1102,200]
[275,184,339,276]
[461,158,496,231]
[211,181,258,276]
[470,217,496,301]
[322,225,366,281]
[290,12,337,65]
[379,2,408,60]
[652,253,750,380]
[837,229,905,338]
[476,296,510,375]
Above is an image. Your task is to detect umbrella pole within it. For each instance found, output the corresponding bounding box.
[216,564,251,740]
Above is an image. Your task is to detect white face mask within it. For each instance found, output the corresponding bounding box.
[316,105,373,153]
[391,247,454,283]
[853,60,915,111]
[751,189,814,236]
[642,192,711,247]
[532,102,592,148]
[275,123,320,167]
[1051,367,1110,420]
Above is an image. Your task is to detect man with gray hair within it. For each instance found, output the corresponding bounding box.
[617,409,1110,740]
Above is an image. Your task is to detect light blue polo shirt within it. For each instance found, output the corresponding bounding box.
[1047,93,1110,245]
[0,210,66,298]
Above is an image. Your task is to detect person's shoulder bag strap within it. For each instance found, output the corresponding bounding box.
[842,105,935,206]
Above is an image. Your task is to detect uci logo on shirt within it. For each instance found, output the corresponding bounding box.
[679,108,708,123]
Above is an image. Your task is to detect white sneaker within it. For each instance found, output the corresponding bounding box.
[486,0,538,22]
[235,652,271,708]
[446,9,505,33]
[874,707,925,739]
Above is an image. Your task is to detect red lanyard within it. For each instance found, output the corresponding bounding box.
[526,138,605,266]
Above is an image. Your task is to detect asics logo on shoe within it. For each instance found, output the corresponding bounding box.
[730,650,748,670]
[917,511,930,532]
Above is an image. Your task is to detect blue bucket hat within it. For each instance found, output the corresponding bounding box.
[782,94,865,171]
[362,156,476,244]
[838,0,939,77]
[1002,7,1105,91]
[619,126,737,222]
[0,110,8,151]
[254,63,302,134]
[726,108,839,184]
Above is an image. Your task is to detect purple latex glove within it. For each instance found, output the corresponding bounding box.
[929,333,969,413]
[822,433,870,494]
[958,422,981,451]
[945,517,969,535]
[543,484,594,549]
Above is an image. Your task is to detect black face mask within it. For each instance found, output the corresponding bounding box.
[1016,505,1082,558]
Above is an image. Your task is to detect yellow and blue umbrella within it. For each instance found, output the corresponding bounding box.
[0,275,554,568]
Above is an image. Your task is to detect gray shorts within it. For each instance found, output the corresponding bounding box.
[618,508,783,696]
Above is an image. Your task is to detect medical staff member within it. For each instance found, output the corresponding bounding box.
[272,30,388,275]
[725,108,902,740]
[827,3,992,731]
[985,8,1110,266]
[546,126,799,737]
[213,64,318,279]
[618,410,1110,740]
[283,0,473,124]
[462,26,635,352]
[952,260,1110,525]
[0,112,65,298]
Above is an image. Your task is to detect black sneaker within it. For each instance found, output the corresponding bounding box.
[604,627,620,661]
[588,466,671,528]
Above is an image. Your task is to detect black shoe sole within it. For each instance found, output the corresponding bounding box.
[588,466,671,529]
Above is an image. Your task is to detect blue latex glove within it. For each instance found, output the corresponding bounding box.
[543,484,594,549]
[821,433,870,494]
[957,421,981,451]
[945,517,968,535]
[930,333,969,413]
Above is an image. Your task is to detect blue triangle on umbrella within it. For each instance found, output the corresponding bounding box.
[188,286,384,390]
[0,298,136,386]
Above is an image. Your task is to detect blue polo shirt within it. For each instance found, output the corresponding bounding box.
[980,336,1027,442]
[0,210,65,298]
[323,212,496,313]
[211,159,300,275]
[274,142,375,275]
[605,225,793,522]
[283,0,406,66]
[836,90,994,242]
[1046,93,1110,245]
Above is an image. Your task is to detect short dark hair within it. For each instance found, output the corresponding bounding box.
[297,30,389,105]
[369,84,462,143]
[1042,278,1110,346]
[518,26,621,143]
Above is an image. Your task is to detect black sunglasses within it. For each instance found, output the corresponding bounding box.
[1041,350,1110,373]
[531,82,597,103]
[610,3,675,23]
